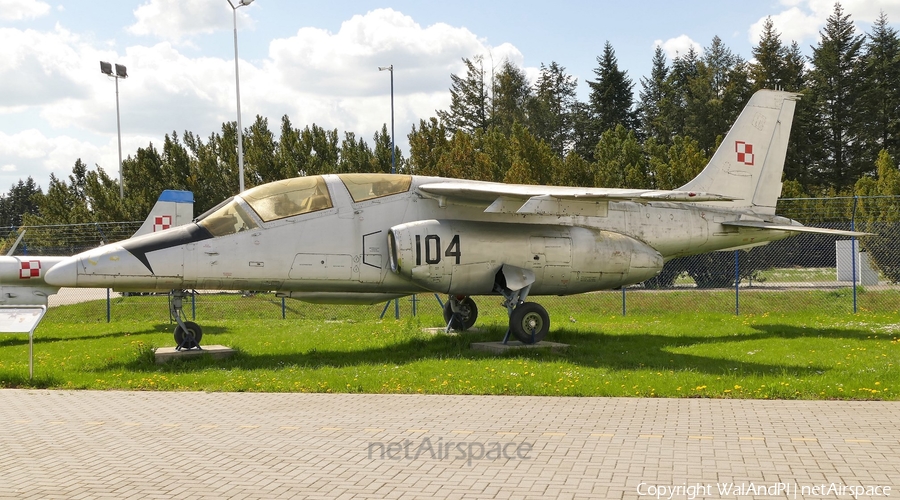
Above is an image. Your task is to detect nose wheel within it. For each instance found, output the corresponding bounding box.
[443,296,479,332]
[170,290,203,350]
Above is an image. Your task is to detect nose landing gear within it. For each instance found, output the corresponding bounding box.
[169,290,203,350]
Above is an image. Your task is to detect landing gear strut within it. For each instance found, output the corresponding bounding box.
[170,290,203,350]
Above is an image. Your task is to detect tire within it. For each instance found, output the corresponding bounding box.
[174,321,203,349]
[509,302,549,344]
[442,297,478,331]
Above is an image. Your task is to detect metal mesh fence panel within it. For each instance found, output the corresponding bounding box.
[19,196,900,325]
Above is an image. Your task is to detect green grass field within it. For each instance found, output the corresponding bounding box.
[1,290,898,399]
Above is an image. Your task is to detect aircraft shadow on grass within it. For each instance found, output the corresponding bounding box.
[0,324,229,347]
[88,321,890,378]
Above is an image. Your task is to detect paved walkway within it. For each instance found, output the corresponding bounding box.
[1,391,898,499]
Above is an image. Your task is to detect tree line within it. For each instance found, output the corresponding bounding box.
[3,2,899,230]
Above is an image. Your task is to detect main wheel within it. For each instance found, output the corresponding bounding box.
[509,302,549,344]
[174,321,203,349]
[442,297,478,331]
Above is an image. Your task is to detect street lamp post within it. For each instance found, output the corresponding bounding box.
[228,0,254,193]
[100,61,127,198]
[378,64,395,174]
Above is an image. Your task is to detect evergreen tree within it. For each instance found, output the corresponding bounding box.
[657,46,700,142]
[275,115,311,179]
[686,36,750,155]
[245,115,277,185]
[751,17,785,90]
[586,41,638,137]
[338,132,375,174]
[437,56,489,134]
[527,62,578,156]
[407,117,449,176]
[638,46,669,142]
[491,60,531,135]
[861,12,900,164]
[593,125,646,188]
[0,177,42,228]
[807,2,867,189]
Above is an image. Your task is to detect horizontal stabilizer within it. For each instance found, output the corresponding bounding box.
[721,220,871,237]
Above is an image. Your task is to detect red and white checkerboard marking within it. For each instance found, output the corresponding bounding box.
[19,260,40,279]
[153,215,172,232]
[735,141,754,166]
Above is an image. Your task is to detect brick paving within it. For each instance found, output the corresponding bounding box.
[0,391,898,499]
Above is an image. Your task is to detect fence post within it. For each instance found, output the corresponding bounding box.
[621,288,626,316]
[734,250,740,316]
[851,196,858,314]
[106,288,111,323]
[282,297,286,319]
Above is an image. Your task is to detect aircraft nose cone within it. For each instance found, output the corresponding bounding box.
[44,257,79,287]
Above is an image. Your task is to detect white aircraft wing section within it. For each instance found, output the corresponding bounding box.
[418,181,737,215]
[721,220,872,237]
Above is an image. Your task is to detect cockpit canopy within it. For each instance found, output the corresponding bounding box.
[196,173,412,237]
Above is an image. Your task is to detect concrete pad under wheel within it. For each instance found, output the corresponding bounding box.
[154,345,236,364]
[470,341,569,354]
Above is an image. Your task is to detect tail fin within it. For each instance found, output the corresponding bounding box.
[132,190,194,237]
[678,89,800,215]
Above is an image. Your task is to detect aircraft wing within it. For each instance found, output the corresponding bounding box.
[418,182,737,215]
[721,220,872,237]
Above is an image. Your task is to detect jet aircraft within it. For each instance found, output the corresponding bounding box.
[41,90,865,347]
[0,190,193,306]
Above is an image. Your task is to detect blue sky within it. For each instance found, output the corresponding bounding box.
[1,0,898,194]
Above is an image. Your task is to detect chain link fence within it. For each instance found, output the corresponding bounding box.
[5,196,900,325]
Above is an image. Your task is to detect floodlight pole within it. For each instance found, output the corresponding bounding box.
[228,0,254,193]
[115,75,124,198]
[378,64,395,174]
[100,61,127,198]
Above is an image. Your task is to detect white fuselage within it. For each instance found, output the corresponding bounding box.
[43,174,793,301]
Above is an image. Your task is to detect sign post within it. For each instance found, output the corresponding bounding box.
[0,306,47,380]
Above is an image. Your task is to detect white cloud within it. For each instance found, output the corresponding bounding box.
[253,8,515,140]
[750,0,900,46]
[0,6,532,191]
[653,35,703,60]
[0,26,91,110]
[748,8,822,45]
[0,0,50,21]
[128,0,251,41]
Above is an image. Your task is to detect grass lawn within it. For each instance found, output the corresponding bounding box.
[1,291,898,399]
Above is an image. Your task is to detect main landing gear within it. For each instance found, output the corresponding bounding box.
[443,293,550,344]
[169,290,203,350]
[442,265,551,345]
